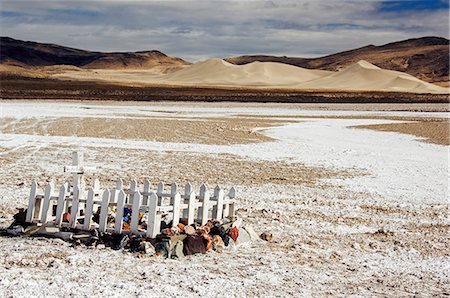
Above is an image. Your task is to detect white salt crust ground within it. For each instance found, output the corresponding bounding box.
[0,101,449,297]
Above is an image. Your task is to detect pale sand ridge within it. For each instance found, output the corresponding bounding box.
[47,58,449,94]
[137,59,450,93]
[297,60,448,93]
[162,58,331,86]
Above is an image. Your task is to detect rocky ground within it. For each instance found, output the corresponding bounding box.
[0,101,448,297]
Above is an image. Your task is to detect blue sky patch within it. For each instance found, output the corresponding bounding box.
[1,11,24,18]
[378,0,449,12]
[48,8,101,18]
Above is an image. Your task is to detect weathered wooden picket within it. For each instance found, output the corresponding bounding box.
[25,152,237,238]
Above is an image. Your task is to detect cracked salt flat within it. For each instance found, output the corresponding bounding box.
[1,101,447,205]
[0,101,448,297]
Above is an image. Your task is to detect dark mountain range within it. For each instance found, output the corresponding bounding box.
[225,37,449,84]
[1,36,448,84]
[0,37,190,70]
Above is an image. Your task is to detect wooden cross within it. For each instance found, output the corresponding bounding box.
[64,151,97,192]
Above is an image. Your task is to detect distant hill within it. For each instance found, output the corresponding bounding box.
[225,37,449,84]
[0,37,190,71]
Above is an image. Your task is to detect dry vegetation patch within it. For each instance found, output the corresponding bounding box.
[91,148,357,187]
[0,144,358,189]
[354,120,449,146]
[237,114,450,146]
[0,116,293,145]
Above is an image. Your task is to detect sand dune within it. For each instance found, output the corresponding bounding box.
[157,58,447,93]
[297,60,448,93]
[160,58,331,86]
[41,58,449,94]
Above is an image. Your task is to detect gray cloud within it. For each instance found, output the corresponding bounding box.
[1,0,448,61]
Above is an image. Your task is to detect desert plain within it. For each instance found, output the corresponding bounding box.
[0,100,448,296]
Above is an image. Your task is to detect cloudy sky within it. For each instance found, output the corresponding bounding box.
[1,0,448,61]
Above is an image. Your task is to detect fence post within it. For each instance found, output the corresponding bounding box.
[157,182,164,205]
[172,192,181,227]
[83,188,95,230]
[116,178,123,190]
[110,178,123,203]
[98,189,111,233]
[63,182,70,213]
[197,184,206,221]
[69,185,81,228]
[130,191,142,234]
[55,184,67,226]
[77,177,86,216]
[129,180,137,204]
[146,192,161,238]
[187,191,196,225]
[199,184,209,226]
[40,181,54,224]
[115,190,126,234]
[184,182,193,195]
[26,180,38,223]
[170,182,178,204]
[157,182,164,195]
[143,179,151,205]
[228,187,236,219]
[212,185,219,218]
[183,183,193,219]
[213,185,224,220]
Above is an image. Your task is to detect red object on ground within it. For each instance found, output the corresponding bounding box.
[62,212,70,223]
[229,226,239,241]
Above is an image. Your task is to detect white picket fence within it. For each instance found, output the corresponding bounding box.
[25,178,237,238]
